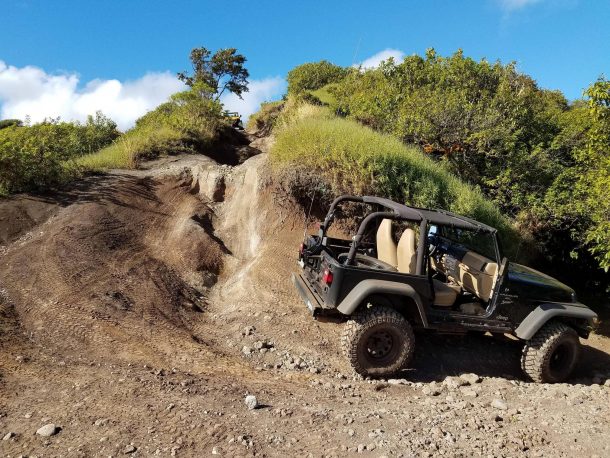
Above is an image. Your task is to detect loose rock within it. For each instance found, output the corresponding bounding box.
[124,444,137,454]
[245,395,259,410]
[36,424,59,437]
[491,399,508,410]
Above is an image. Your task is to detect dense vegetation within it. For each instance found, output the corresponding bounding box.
[280,51,610,293]
[0,113,119,194]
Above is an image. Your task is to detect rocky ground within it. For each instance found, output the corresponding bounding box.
[1,134,609,457]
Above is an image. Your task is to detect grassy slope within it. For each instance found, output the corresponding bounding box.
[270,102,521,252]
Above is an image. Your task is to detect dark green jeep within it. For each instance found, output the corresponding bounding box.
[293,195,598,383]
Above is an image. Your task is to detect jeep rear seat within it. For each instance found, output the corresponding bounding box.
[376,219,398,268]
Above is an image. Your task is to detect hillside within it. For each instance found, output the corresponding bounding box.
[1,128,610,456]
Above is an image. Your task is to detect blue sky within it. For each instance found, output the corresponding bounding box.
[1,0,609,128]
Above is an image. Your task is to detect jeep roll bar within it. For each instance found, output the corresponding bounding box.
[317,194,502,273]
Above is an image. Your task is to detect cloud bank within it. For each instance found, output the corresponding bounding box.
[0,61,185,130]
[356,49,405,69]
[0,61,286,130]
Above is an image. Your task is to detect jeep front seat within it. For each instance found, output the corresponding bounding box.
[376,219,398,268]
[397,228,417,274]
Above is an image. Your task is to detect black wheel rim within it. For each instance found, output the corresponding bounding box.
[549,342,574,379]
[366,330,394,360]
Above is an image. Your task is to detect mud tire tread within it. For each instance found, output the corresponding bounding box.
[341,306,414,377]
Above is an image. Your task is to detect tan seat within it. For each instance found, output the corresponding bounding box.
[433,279,460,307]
[458,251,498,302]
[376,219,397,268]
[397,228,417,274]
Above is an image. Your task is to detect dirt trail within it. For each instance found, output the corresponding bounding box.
[1,135,610,457]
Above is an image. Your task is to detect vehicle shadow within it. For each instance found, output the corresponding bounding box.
[400,332,610,385]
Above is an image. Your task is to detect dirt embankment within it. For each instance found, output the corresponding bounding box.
[1,131,610,457]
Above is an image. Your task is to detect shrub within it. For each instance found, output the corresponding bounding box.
[270,103,522,254]
[77,88,223,170]
[287,60,349,95]
[0,113,119,194]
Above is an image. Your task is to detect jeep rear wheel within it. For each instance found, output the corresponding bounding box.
[521,321,580,383]
[341,306,414,377]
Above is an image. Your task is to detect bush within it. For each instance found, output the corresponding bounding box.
[287,60,349,95]
[270,102,521,254]
[77,88,223,170]
[0,113,119,194]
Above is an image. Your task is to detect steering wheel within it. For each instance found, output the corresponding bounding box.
[338,253,398,271]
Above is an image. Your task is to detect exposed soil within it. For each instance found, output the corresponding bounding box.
[1,134,609,457]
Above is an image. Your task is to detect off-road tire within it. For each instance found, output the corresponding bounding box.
[341,306,414,377]
[521,321,580,383]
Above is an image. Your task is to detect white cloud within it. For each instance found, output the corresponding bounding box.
[220,76,286,120]
[356,49,405,69]
[498,0,542,11]
[0,61,185,130]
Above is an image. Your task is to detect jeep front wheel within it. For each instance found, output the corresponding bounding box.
[521,321,580,383]
[341,306,414,377]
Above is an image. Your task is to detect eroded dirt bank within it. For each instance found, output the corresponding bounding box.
[1,143,610,457]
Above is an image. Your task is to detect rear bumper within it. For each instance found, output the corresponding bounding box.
[292,273,322,316]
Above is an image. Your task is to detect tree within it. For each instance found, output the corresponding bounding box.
[177,47,249,100]
[578,79,610,270]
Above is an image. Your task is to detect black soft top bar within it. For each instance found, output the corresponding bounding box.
[323,195,496,233]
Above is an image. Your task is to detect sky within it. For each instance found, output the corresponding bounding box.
[1,0,609,129]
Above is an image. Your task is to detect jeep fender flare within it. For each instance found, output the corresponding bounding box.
[336,279,429,327]
[514,302,598,340]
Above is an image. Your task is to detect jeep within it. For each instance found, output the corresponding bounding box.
[292,195,598,383]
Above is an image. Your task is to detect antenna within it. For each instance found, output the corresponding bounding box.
[303,188,317,240]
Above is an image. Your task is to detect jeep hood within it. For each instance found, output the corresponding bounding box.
[507,263,576,303]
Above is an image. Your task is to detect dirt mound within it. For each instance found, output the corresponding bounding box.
[0,173,225,364]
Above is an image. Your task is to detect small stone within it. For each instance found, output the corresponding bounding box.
[36,424,58,437]
[422,386,441,396]
[347,429,355,437]
[245,395,258,410]
[491,399,508,410]
[24,412,32,419]
[459,373,481,385]
[212,446,220,455]
[242,346,252,356]
[604,379,610,387]
[357,444,365,453]
[462,389,478,398]
[243,326,255,336]
[2,432,15,441]
[124,444,137,454]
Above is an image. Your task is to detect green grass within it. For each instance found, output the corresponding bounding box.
[308,84,338,106]
[74,126,183,171]
[271,102,521,252]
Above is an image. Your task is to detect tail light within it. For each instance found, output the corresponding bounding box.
[322,268,333,285]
